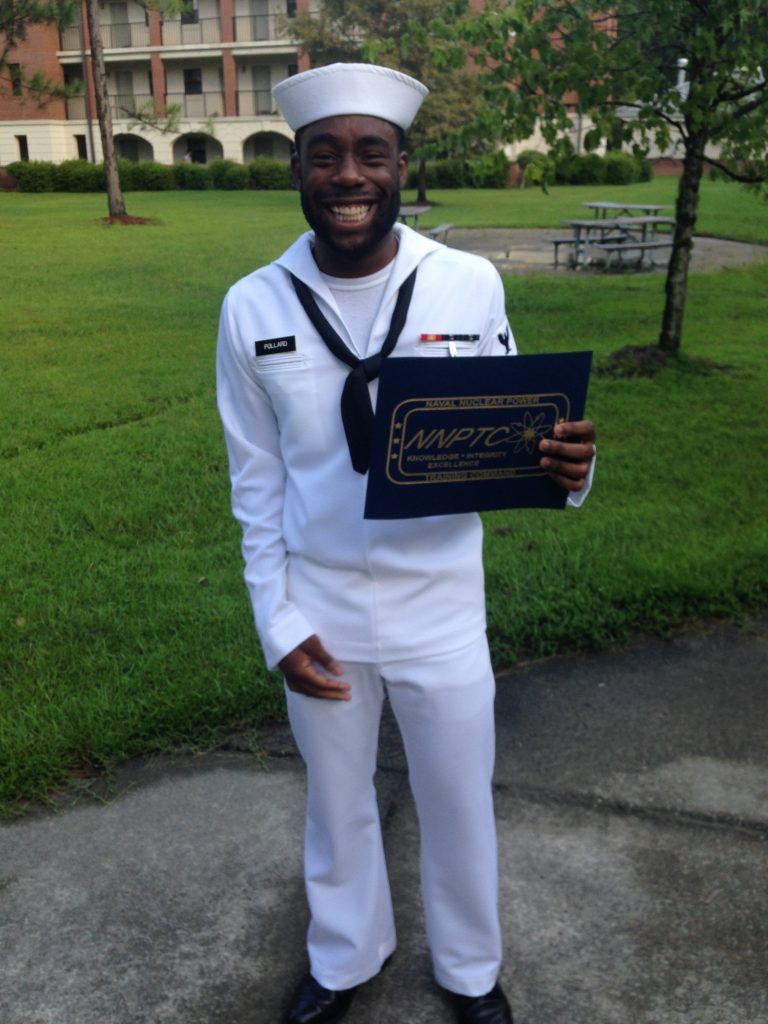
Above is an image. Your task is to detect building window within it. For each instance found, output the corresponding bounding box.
[286,0,296,16]
[10,63,23,96]
[75,135,88,159]
[183,68,203,95]
[63,64,82,88]
[16,135,30,161]
[181,0,199,25]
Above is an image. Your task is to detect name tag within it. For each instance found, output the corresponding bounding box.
[255,336,297,356]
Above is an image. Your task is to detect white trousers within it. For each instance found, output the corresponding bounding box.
[285,635,501,997]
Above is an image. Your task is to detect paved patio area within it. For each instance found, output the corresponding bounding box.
[2,616,767,1024]
[448,227,767,275]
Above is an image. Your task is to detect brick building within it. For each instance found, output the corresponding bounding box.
[0,0,310,167]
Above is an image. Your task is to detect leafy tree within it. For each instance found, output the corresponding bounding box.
[286,0,483,203]
[431,0,768,354]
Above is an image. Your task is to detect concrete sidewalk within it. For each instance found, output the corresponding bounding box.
[2,616,766,1024]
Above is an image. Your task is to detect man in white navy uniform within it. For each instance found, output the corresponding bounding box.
[216,63,596,1024]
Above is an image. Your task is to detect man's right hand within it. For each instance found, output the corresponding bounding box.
[279,635,351,701]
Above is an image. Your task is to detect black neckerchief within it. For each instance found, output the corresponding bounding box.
[290,266,418,474]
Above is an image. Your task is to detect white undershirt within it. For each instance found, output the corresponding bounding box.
[320,263,393,358]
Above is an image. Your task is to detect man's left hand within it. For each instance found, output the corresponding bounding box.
[539,419,596,492]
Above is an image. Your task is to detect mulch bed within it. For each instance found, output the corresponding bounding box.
[597,344,732,378]
[101,214,152,225]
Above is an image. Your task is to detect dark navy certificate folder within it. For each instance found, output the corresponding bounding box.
[364,351,592,519]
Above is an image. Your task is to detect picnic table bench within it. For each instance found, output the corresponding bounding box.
[592,238,675,268]
[545,235,582,268]
[424,223,453,244]
[551,215,676,269]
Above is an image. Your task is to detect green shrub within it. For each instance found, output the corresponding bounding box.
[207,158,242,189]
[52,159,104,192]
[430,158,466,188]
[603,151,639,185]
[130,161,174,190]
[467,150,510,189]
[173,162,211,190]
[220,163,250,190]
[581,153,608,184]
[5,160,54,192]
[248,156,292,190]
[515,150,556,190]
[554,154,579,184]
[636,155,653,182]
[555,152,607,185]
[406,156,509,190]
[116,158,136,192]
[515,149,544,170]
[405,159,465,189]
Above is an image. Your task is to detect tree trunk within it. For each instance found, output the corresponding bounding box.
[85,0,126,218]
[416,157,428,204]
[658,132,707,353]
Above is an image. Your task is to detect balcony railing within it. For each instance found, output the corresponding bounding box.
[104,22,151,48]
[110,92,153,120]
[233,14,290,42]
[65,92,157,122]
[61,14,291,51]
[162,18,222,46]
[166,91,225,117]
[237,89,276,116]
[61,21,151,50]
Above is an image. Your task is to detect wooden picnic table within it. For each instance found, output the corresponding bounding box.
[559,216,676,268]
[583,201,674,219]
[399,204,431,229]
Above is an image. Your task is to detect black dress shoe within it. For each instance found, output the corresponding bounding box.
[451,982,514,1024]
[284,973,358,1024]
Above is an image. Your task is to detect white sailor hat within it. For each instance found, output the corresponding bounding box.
[272,62,428,133]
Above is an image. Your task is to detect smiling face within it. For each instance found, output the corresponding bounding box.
[292,114,408,277]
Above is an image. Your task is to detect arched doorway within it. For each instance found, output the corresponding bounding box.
[114,133,154,162]
[243,131,292,163]
[172,133,224,164]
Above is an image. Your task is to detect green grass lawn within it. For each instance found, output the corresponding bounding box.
[1,181,767,814]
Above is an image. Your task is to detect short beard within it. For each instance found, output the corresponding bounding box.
[300,187,401,267]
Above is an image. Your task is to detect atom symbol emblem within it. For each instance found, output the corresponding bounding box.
[505,411,549,453]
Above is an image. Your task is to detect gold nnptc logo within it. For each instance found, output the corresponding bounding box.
[386,394,569,485]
